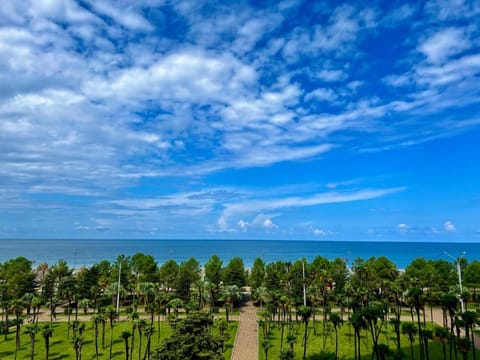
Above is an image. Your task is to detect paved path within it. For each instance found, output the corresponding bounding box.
[230,301,258,360]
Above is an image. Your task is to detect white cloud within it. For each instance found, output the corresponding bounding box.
[305,88,337,101]
[419,27,470,64]
[263,218,278,228]
[252,213,279,229]
[86,0,153,31]
[0,0,479,238]
[382,4,416,26]
[219,187,405,229]
[316,69,347,82]
[397,223,409,232]
[424,0,480,21]
[238,219,249,231]
[311,227,333,236]
[444,220,457,232]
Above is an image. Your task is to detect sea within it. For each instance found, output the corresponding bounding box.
[0,239,479,270]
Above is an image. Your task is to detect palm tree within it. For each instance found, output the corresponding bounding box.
[24,323,38,360]
[253,286,270,310]
[91,313,103,359]
[262,339,273,360]
[297,305,312,360]
[286,332,296,353]
[330,312,343,358]
[121,330,132,360]
[168,298,183,319]
[402,322,417,360]
[374,344,391,360]
[143,325,154,360]
[280,348,295,360]
[434,326,450,360]
[11,298,24,350]
[129,312,139,360]
[137,319,147,360]
[31,296,42,324]
[461,310,478,360]
[41,324,53,360]
[105,307,118,360]
[362,304,387,360]
[220,285,240,322]
[71,320,85,337]
[408,287,425,360]
[79,299,90,314]
[71,335,84,360]
[457,337,471,360]
[351,311,366,360]
[22,293,34,315]
[390,317,401,350]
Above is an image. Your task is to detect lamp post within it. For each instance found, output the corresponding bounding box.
[116,260,122,314]
[444,251,466,313]
[302,259,307,306]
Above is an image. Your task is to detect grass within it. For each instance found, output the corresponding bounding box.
[259,320,480,360]
[0,318,237,359]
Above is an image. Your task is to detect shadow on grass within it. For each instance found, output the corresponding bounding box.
[49,352,71,359]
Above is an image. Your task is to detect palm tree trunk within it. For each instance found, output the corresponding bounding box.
[138,330,143,360]
[358,331,362,360]
[109,325,114,360]
[471,329,476,360]
[102,322,105,348]
[143,334,152,360]
[94,324,99,360]
[354,330,357,360]
[124,339,129,360]
[67,301,71,338]
[303,321,308,360]
[30,336,35,360]
[335,327,338,357]
[45,338,50,360]
[130,328,135,360]
[157,312,161,346]
[417,309,424,360]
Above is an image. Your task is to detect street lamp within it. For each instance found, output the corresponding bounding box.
[302,259,307,306]
[444,251,466,313]
[116,260,123,314]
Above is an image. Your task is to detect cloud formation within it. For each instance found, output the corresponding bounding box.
[444,221,457,232]
[0,0,479,238]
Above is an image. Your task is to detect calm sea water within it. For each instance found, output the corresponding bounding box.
[0,239,479,269]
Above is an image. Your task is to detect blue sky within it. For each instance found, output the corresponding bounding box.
[1,0,479,241]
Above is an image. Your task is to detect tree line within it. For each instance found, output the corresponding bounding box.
[1,253,480,359]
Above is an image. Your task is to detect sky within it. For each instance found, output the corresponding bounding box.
[0,0,479,241]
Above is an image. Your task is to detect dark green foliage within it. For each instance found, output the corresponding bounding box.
[0,257,36,300]
[131,253,158,283]
[158,259,179,293]
[155,312,223,360]
[464,260,480,287]
[204,255,223,286]
[176,258,201,302]
[222,257,246,287]
[249,257,266,290]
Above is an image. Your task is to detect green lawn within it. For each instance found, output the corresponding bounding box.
[259,320,480,360]
[0,319,237,360]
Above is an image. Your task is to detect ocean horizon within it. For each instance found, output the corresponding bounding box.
[1,239,479,270]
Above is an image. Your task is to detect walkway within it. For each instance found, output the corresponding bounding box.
[231,301,258,360]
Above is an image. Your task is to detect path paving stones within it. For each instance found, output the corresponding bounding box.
[231,301,258,360]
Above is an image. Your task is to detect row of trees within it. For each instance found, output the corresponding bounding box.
[251,256,480,359]
[1,253,480,359]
